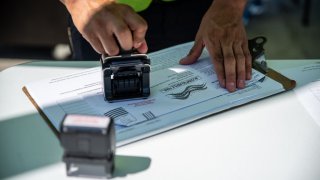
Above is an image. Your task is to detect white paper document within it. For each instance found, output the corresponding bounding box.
[295,80,320,127]
[25,42,284,146]
[281,62,320,88]
[279,62,320,126]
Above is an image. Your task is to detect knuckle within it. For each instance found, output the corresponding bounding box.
[141,22,148,31]
[115,25,129,35]
[246,57,252,66]
[136,24,148,35]
[244,50,251,58]
[235,39,242,44]
[246,63,252,71]
[188,46,197,56]
[221,39,233,47]
[235,53,245,61]
[224,54,235,63]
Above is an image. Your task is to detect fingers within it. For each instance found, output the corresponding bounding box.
[97,31,119,55]
[204,37,248,92]
[221,41,250,92]
[206,41,226,88]
[233,42,246,89]
[112,21,133,51]
[221,45,237,92]
[242,41,252,80]
[82,33,105,54]
[124,12,148,50]
[179,39,204,65]
[85,4,148,56]
[136,40,148,54]
[183,37,248,92]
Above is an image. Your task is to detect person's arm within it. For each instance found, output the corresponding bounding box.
[180,0,250,92]
[60,0,148,55]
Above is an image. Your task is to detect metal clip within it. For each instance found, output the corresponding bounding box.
[249,36,268,74]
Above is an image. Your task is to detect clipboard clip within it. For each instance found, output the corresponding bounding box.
[248,36,296,90]
[249,36,268,74]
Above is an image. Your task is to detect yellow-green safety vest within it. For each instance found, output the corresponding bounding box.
[117,0,175,12]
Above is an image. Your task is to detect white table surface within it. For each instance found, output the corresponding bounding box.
[1,60,320,180]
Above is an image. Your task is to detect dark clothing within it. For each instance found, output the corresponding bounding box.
[68,0,213,60]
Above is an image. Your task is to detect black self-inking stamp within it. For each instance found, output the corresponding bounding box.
[100,53,151,102]
[60,114,115,178]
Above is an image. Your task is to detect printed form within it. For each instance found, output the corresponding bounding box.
[25,42,284,146]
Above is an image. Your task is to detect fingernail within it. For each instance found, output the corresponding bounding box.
[238,80,245,89]
[227,82,235,92]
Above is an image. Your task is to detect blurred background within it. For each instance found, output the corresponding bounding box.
[0,0,319,71]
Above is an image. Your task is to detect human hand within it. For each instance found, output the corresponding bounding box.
[62,0,148,55]
[179,0,251,92]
